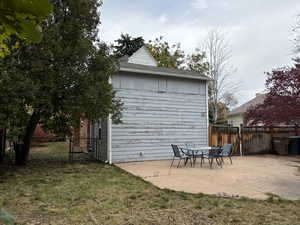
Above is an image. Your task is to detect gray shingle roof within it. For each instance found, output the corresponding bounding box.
[119,62,211,81]
[229,93,266,116]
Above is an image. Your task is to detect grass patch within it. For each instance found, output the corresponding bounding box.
[0,142,300,225]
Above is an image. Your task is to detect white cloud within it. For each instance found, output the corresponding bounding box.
[158,14,167,24]
[190,0,208,10]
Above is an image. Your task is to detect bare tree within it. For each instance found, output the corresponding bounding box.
[223,92,238,109]
[201,30,239,123]
[294,15,300,54]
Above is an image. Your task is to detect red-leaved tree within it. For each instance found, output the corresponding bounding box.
[245,58,300,125]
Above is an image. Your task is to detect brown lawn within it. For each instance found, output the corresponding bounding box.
[0,142,300,225]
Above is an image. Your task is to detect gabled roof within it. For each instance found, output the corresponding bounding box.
[119,46,211,81]
[128,46,158,67]
[229,93,266,116]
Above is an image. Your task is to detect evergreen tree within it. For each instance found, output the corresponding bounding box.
[0,0,122,165]
[113,33,145,58]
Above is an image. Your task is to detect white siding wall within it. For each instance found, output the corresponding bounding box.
[111,73,208,163]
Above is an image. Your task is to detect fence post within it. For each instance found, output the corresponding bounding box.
[0,129,6,164]
[240,124,244,156]
[69,137,72,163]
[208,125,212,146]
[228,125,232,144]
[270,125,274,153]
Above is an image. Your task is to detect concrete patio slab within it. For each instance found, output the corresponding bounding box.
[116,155,300,200]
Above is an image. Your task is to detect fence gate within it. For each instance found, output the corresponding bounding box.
[69,137,99,162]
[91,119,108,162]
[209,125,240,155]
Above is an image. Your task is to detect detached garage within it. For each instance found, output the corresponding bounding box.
[91,46,210,163]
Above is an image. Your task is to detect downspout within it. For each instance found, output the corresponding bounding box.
[107,77,112,164]
[206,81,209,145]
[107,115,112,164]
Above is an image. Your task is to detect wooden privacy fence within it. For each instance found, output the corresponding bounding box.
[209,125,240,155]
[241,126,272,155]
[209,124,299,155]
[241,125,299,155]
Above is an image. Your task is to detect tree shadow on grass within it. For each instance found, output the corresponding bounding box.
[0,142,101,179]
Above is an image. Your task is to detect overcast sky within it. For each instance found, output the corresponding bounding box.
[99,0,300,106]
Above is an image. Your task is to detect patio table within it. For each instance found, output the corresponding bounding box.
[182,146,222,167]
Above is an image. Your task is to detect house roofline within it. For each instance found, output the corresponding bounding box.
[119,66,212,81]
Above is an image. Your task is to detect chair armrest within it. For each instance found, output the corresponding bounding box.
[180,148,192,157]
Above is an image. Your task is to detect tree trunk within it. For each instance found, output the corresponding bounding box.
[0,129,6,164]
[14,112,40,166]
[213,100,218,124]
[14,143,27,166]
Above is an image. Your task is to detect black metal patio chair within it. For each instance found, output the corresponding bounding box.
[220,144,233,164]
[200,147,222,169]
[170,144,193,168]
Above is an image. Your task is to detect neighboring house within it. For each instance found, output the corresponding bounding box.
[90,46,211,163]
[228,93,266,127]
[32,124,54,142]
